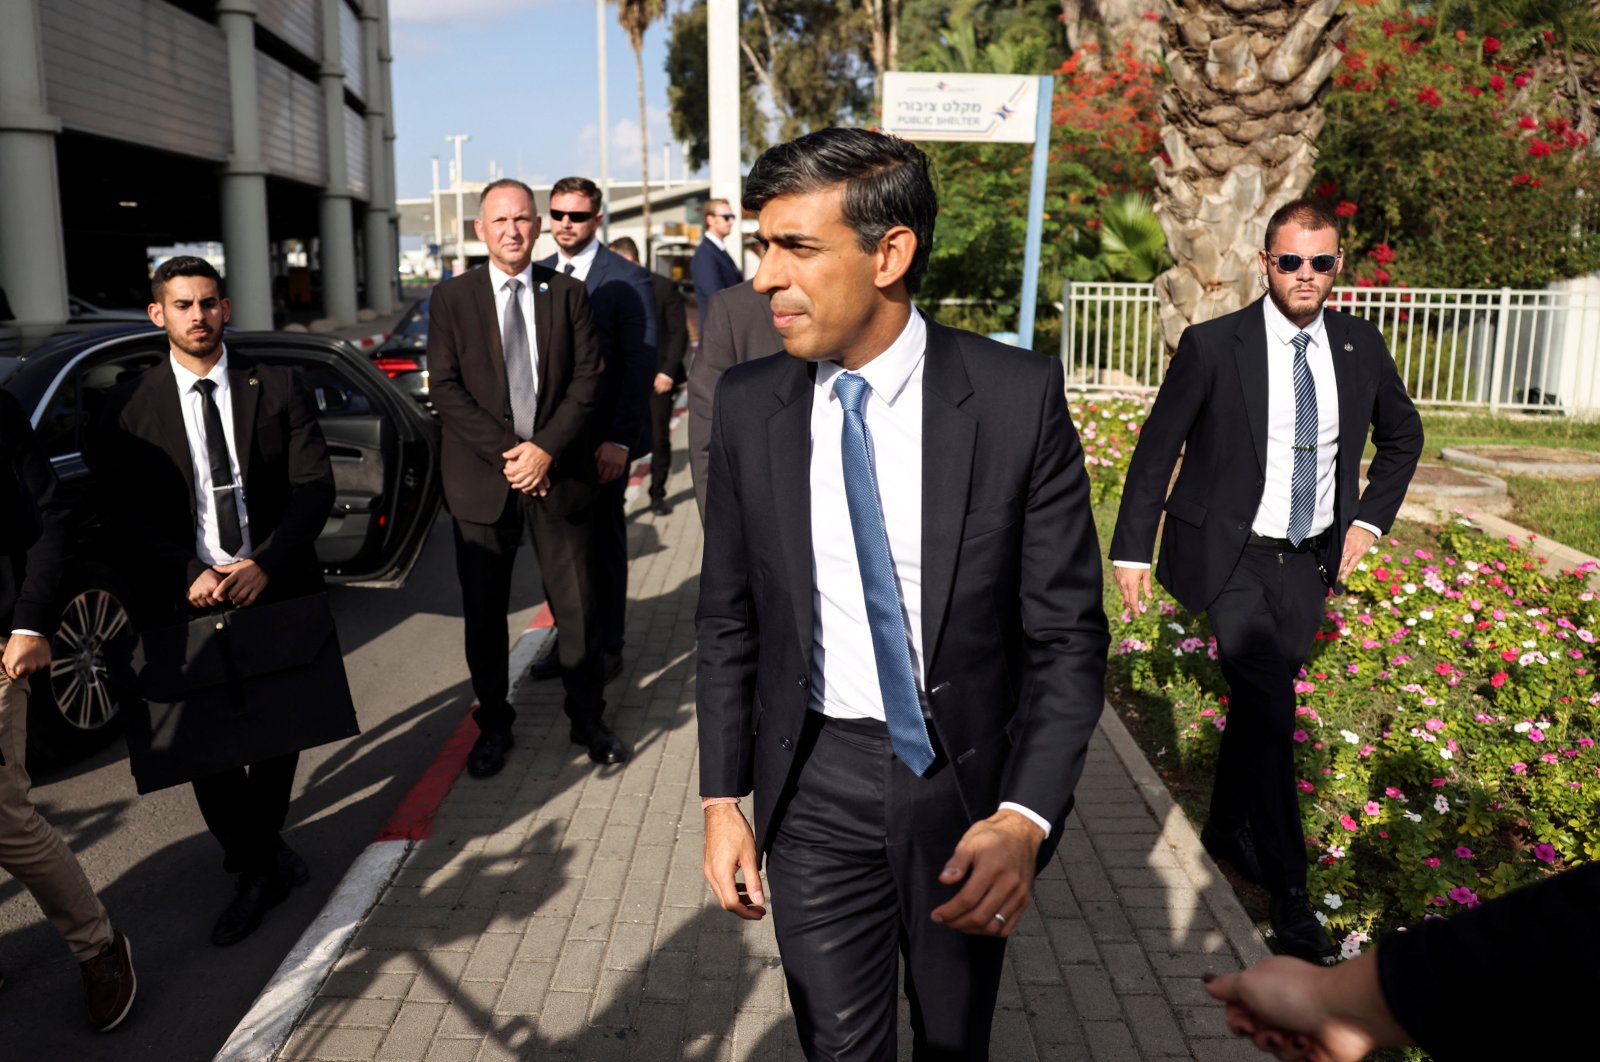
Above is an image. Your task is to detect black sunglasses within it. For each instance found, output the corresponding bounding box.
[1265,251,1341,274]
[549,209,596,223]
[714,213,737,221]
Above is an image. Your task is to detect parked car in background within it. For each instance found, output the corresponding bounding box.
[66,295,149,323]
[370,296,431,408]
[0,325,443,763]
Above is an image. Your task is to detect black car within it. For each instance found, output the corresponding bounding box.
[371,296,431,407]
[0,325,443,762]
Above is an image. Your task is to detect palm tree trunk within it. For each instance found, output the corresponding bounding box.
[634,40,651,261]
[1152,0,1347,349]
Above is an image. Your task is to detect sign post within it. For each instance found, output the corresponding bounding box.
[882,71,1055,349]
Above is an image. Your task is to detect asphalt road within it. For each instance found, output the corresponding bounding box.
[0,511,548,1061]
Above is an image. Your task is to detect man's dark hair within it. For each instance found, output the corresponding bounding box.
[479,178,537,211]
[151,255,223,302]
[550,176,603,212]
[743,128,936,295]
[608,236,640,262]
[1264,198,1342,249]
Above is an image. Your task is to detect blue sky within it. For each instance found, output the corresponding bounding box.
[389,0,684,201]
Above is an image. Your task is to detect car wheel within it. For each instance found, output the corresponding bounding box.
[26,570,138,764]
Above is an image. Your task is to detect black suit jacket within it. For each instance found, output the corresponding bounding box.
[690,237,743,326]
[1109,298,1423,614]
[93,354,335,626]
[537,245,657,459]
[687,280,783,517]
[696,320,1110,867]
[427,264,603,522]
[651,273,688,386]
[0,390,64,635]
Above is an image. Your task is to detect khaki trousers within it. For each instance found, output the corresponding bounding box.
[0,650,114,962]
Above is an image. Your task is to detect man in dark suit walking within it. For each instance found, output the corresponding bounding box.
[689,197,743,329]
[535,178,655,689]
[2,391,136,1028]
[1110,198,1423,961]
[698,128,1109,1060]
[686,280,782,519]
[427,179,627,773]
[96,257,335,945]
[609,236,688,517]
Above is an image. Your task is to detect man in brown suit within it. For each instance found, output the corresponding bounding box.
[427,178,628,777]
[687,279,782,518]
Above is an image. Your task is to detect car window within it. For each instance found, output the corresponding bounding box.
[250,355,377,418]
[34,373,79,457]
[73,347,166,452]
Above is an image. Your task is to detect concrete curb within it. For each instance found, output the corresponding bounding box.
[1095,703,1273,966]
[214,618,555,1062]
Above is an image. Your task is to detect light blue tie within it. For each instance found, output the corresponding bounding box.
[1286,330,1318,547]
[834,373,936,776]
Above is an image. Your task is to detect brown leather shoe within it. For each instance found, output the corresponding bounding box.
[82,930,137,1032]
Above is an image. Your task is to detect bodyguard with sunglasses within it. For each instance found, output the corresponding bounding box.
[1109,198,1422,962]
[690,198,743,329]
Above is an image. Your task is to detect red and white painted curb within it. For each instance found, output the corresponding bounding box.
[348,329,391,350]
[215,610,555,1062]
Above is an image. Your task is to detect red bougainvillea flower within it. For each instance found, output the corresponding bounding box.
[1518,115,1539,129]
[1416,85,1443,107]
[1335,201,1358,217]
[1514,73,1530,87]
[1483,36,1502,55]
[1368,243,1395,264]
[1490,74,1506,91]
[1314,180,1339,198]
[1528,139,1554,157]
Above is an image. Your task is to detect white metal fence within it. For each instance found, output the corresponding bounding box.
[1062,278,1600,415]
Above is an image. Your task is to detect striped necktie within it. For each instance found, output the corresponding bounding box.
[1286,330,1317,546]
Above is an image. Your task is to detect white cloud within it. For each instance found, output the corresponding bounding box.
[391,0,557,23]
[576,104,677,179]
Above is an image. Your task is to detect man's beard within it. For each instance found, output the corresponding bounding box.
[1266,282,1326,325]
[170,326,223,359]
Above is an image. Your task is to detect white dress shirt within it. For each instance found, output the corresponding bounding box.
[170,348,253,566]
[553,237,600,282]
[808,310,1049,836]
[489,259,541,423]
[1113,300,1379,570]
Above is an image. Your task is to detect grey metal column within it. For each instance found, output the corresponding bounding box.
[318,0,358,325]
[360,0,394,312]
[217,0,273,330]
[381,4,399,296]
[0,0,68,345]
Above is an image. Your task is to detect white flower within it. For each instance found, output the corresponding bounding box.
[1406,619,1418,627]
[1327,844,1346,859]
[1316,910,1330,925]
[1341,730,1360,744]
[1515,721,1533,733]
[1465,561,1480,572]
[1434,795,1450,814]
[1439,748,1454,760]
[1522,639,1537,649]
[1419,610,1434,620]
[1403,582,1418,594]
[1403,810,1423,822]
[1324,893,1343,909]
[1168,622,1185,634]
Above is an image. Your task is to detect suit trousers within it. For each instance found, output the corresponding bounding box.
[453,490,603,732]
[593,477,629,654]
[1205,544,1327,892]
[766,713,1007,1061]
[191,751,299,875]
[0,662,114,961]
[649,389,676,503]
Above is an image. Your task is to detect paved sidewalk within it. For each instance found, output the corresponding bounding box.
[270,424,1270,1062]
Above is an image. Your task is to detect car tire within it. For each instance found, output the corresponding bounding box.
[26,567,138,765]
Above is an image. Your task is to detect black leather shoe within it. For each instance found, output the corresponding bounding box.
[570,719,630,764]
[650,498,672,517]
[1201,823,1264,887]
[528,631,561,681]
[467,728,514,778]
[1270,889,1337,962]
[212,871,290,946]
[276,844,310,888]
[603,651,624,684]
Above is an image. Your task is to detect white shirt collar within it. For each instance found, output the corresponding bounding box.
[816,309,927,405]
[488,259,534,292]
[556,238,600,274]
[1263,296,1326,351]
[170,345,230,391]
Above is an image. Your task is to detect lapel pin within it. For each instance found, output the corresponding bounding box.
[249,376,259,385]
[1343,342,1354,352]
[538,282,549,293]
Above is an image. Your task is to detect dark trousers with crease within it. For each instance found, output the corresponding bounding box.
[649,389,677,503]
[192,752,298,875]
[592,476,629,654]
[453,491,604,734]
[767,713,1006,1061]
[1205,544,1327,892]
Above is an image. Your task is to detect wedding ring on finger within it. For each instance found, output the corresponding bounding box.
[993,912,1007,928]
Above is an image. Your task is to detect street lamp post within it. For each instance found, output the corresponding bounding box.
[446,133,470,273]
[430,154,442,277]
[595,0,610,244]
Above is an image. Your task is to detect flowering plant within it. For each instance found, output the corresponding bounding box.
[1075,395,1600,955]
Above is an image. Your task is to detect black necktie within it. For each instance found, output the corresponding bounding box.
[193,378,243,556]
[564,263,575,276]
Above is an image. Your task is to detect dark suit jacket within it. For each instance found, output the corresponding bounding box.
[687,280,783,517]
[696,320,1110,868]
[427,264,603,523]
[537,245,657,459]
[690,237,742,326]
[93,354,335,626]
[0,390,64,635]
[1109,298,1423,614]
[651,273,688,386]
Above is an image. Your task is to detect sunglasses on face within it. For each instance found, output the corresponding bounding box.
[714,213,737,221]
[1265,251,1341,274]
[549,209,596,223]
